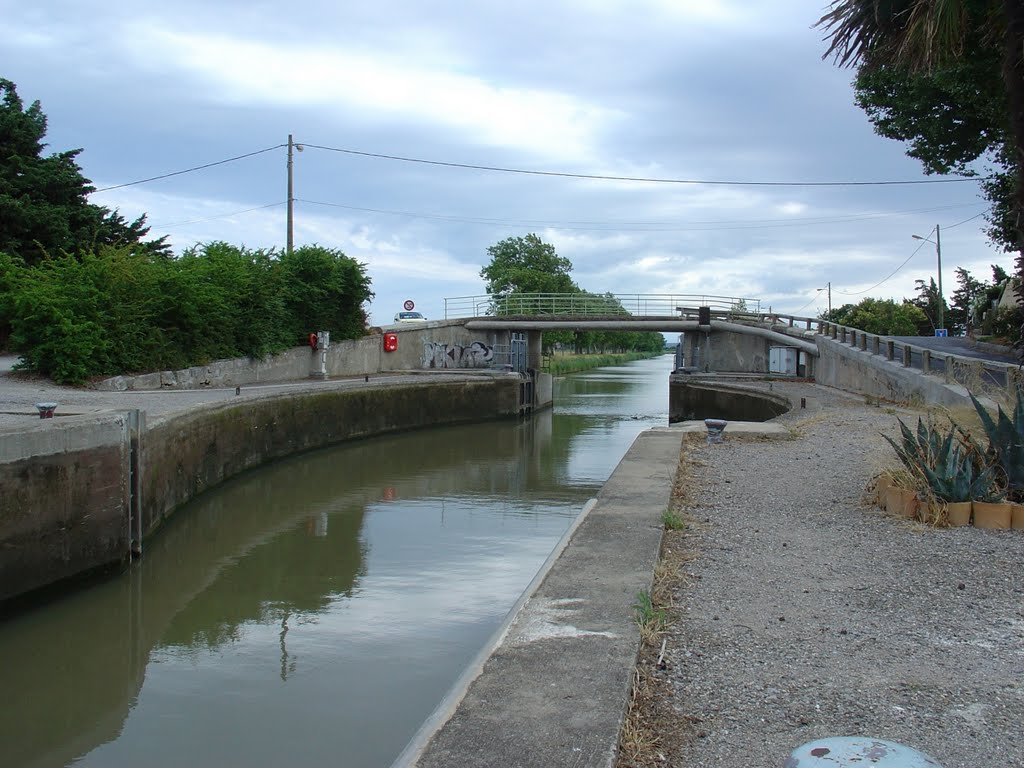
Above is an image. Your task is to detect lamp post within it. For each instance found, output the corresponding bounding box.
[818,281,831,315]
[912,224,943,333]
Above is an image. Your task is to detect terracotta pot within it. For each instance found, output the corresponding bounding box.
[971,501,1012,530]
[945,501,972,527]
[885,487,905,516]
[899,488,920,520]
[1011,503,1024,530]
[875,475,893,508]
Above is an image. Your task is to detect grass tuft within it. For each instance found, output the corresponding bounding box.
[661,508,685,530]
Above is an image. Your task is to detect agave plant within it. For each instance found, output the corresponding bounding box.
[882,417,1000,503]
[969,385,1024,502]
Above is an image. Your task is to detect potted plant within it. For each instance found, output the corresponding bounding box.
[882,415,997,526]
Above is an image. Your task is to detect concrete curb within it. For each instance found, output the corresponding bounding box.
[410,429,683,768]
[393,496,600,767]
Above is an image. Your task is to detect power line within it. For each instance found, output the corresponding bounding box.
[836,239,929,296]
[298,197,985,233]
[834,211,989,297]
[94,144,286,192]
[944,212,986,230]
[150,201,286,230]
[301,142,984,187]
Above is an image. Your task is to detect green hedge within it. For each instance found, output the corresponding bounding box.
[0,243,373,384]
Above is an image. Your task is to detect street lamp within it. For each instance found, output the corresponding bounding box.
[912,224,943,334]
[817,281,831,315]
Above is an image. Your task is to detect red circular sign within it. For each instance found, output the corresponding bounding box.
[403,300,415,311]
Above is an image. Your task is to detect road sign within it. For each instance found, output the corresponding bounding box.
[935,328,948,337]
[403,299,415,311]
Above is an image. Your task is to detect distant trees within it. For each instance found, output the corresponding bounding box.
[480,234,664,355]
[823,298,928,336]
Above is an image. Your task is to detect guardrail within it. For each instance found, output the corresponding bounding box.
[815,321,1023,398]
[443,293,762,319]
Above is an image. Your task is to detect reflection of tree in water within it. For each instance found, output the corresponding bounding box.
[159,506,367,652]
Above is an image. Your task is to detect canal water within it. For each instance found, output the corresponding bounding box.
[0,355,673,768]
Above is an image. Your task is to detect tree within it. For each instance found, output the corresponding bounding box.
[824,297,928,336]
[818,1,1024,310]
[909,277,949,335]
[480,233,576,296]
[949,267,987,335]
[854,50,1018,251]
[0,77,168,263]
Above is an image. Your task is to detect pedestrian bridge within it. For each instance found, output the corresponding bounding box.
[438,293,1022,409]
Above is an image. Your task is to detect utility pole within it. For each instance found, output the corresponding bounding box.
[935,224,944,332]
[286,134,295,254]
[912,224,945,333]
[818,281,831,315]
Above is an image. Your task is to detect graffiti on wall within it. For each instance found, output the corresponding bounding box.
[422,341,494,369]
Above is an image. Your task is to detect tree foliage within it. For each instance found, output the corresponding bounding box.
[480,235,664,354]
[818,0,1024,315]
[1,243,373,383]
[908,277,949,335]
[480,233,576,295]
[0,78,168,263]
[824,297,928,336]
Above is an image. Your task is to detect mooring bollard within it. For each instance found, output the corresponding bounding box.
[786,737,943,767]
[704,418,727,445]
[35,402,58,419]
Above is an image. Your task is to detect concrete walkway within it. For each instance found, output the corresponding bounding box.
[399,428,685,767]
[0,360,491,429]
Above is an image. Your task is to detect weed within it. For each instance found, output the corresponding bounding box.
[661,508,685,530]
[633,590,669,645]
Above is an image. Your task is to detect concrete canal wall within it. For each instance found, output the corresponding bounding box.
[0,413,134,603]
[1,377,521,604]
[92,321,521,391]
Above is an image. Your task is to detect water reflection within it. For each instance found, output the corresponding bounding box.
[0,355,674,768]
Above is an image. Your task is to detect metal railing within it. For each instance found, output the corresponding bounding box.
[443,293,762,319]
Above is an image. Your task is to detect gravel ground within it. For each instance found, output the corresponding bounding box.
[664,384,1024,767]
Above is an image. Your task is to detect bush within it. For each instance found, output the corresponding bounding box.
[3,243,373,383]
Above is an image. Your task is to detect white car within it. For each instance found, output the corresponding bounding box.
[394,311,427,323]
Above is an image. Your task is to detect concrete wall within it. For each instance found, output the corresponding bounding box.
[93,321,509,390]
[140,378,520,536]
[669,378,791,423]
[814,334,973,407]
[0,414,132,602]
[679,329,770,373]
[0,377,521,604]
[380,323,510,372]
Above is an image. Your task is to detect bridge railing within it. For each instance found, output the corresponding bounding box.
[816,321,1023,402]
[444,293,762,319]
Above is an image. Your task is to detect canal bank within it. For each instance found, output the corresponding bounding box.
[0,370,532,603]
[1,355,678,767]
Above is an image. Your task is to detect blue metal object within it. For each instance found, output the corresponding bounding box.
[704,418,727,444]
[786,737,943,767]
[34,402,58,419]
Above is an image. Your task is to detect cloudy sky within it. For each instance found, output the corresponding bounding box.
[2,0,1006,326]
